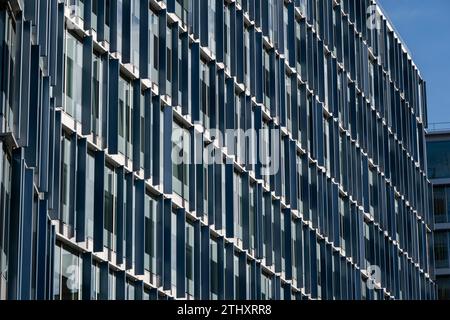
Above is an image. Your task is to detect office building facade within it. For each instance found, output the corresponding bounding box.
[427,129,450,299]
[0,0,436,300]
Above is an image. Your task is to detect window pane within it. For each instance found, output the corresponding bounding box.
[434,187,447,223]
[435,232,449,269]
[428,141,450,179]
[104,166,116,251]
[64,32,83,122]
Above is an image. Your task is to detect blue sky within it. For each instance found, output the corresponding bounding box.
[377,0,450,126]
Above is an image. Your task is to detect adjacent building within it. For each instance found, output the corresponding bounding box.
[427,127,450,299]
[0,0,436,300]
